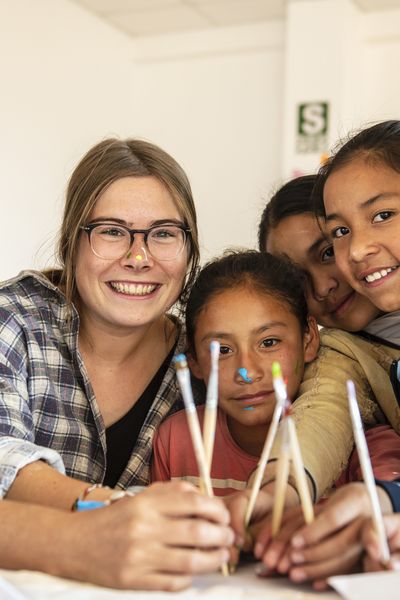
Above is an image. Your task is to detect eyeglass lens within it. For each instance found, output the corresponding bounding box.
[90,224,186,261]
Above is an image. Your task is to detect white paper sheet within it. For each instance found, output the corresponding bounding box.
[329,570,400,600]
[0,576,31,600]
[0,564,340,600]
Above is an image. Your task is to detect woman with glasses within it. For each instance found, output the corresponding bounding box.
[0,138,233,589]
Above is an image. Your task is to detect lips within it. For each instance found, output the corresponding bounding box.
[329,291,354,315]
[362,266,398,284]
[233,391,272,407]
[109,281,158,296]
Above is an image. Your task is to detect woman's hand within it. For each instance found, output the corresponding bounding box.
[69,481,234,591]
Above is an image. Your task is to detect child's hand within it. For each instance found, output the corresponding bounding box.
[224,488,275,574]
[279,482,391,590]
[224,480,300,570]
[254,504,308,572]
[362,513,400,572]
[224,488,274,551]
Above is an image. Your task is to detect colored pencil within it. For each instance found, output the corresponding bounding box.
[244,362,286,527]
[174,354,229,576]
[271,417,291,536]
[287,417,314,524]
[347,380,390,564]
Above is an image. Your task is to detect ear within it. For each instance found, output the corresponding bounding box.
[303,315,320,364]
[187,351,204,381]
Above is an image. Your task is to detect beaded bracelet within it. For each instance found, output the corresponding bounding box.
[71,485,139,512]
[71,483,109,512]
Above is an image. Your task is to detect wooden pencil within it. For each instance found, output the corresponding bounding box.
[287,417,314,524]
[347,380,390,564]
[174,354,229,576]
[271,418,291,537]
[244,398,285,526]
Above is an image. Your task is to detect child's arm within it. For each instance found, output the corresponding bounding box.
[265,338,387,500]
[339,424,400,484]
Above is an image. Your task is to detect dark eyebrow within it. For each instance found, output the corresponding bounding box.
[87,217,185,227]
[200,322,288,343]
[326,192,397,222]
[307,234,329,256]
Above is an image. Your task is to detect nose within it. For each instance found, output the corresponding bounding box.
[309,266,338,301]
[121,235,152,268]
[349,229,379,263]
[234,351,264,384]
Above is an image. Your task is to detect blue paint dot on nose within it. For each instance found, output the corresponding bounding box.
[238,368,252,383]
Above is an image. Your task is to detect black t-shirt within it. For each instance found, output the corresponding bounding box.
[103,347,175,488]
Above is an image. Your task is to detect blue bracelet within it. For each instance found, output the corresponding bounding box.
[74,500,107,511]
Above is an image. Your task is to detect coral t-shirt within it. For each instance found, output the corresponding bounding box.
[151,405,259,496]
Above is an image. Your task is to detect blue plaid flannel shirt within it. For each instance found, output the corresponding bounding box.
[0,270,187,497]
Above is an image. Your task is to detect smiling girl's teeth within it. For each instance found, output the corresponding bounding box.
[365,267,396,283]
[110,282,156,295]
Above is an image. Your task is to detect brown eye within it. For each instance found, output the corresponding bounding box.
[373,211,393,223]
[321,245,334,262]
[219,345,231,355]
[332,226,349,239]
[260,339,278,348]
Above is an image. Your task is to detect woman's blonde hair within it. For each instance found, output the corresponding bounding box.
[54,138,199,310]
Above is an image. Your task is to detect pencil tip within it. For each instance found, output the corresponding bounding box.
[173,353,187,369]
[272,361,282,378]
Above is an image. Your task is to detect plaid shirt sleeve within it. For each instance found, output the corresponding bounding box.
[0,437,65,497]
[0,308,65,497]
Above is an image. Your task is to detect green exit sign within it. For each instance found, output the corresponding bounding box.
[296,101,329,153]
[298,102,329,136]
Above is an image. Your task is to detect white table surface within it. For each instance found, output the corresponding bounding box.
[0,563,341,600]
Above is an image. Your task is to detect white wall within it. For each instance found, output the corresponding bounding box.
[130,22,284,260]
[0,0,136,279]
[360,9,400,122]
[1,0,400,279]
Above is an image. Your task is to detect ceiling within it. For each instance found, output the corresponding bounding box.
[71,0,400,38]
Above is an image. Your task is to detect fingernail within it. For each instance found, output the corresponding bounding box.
[228,561,237,574]
[277,557,290,573]
[235,535,244,548]
[221,549,230,562]
[292,535,305,549]
[255,564,271,577]
[391,559,400,571]
[290,568,306,582]
[291,551,304,563]
[264,551,278,569]
[254,542,263,558]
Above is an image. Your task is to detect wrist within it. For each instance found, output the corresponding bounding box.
[71,483,146,512]
[261,479,301,508]
[71,484,130,511]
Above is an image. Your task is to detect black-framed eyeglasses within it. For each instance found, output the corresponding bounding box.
[80,222,191,261]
